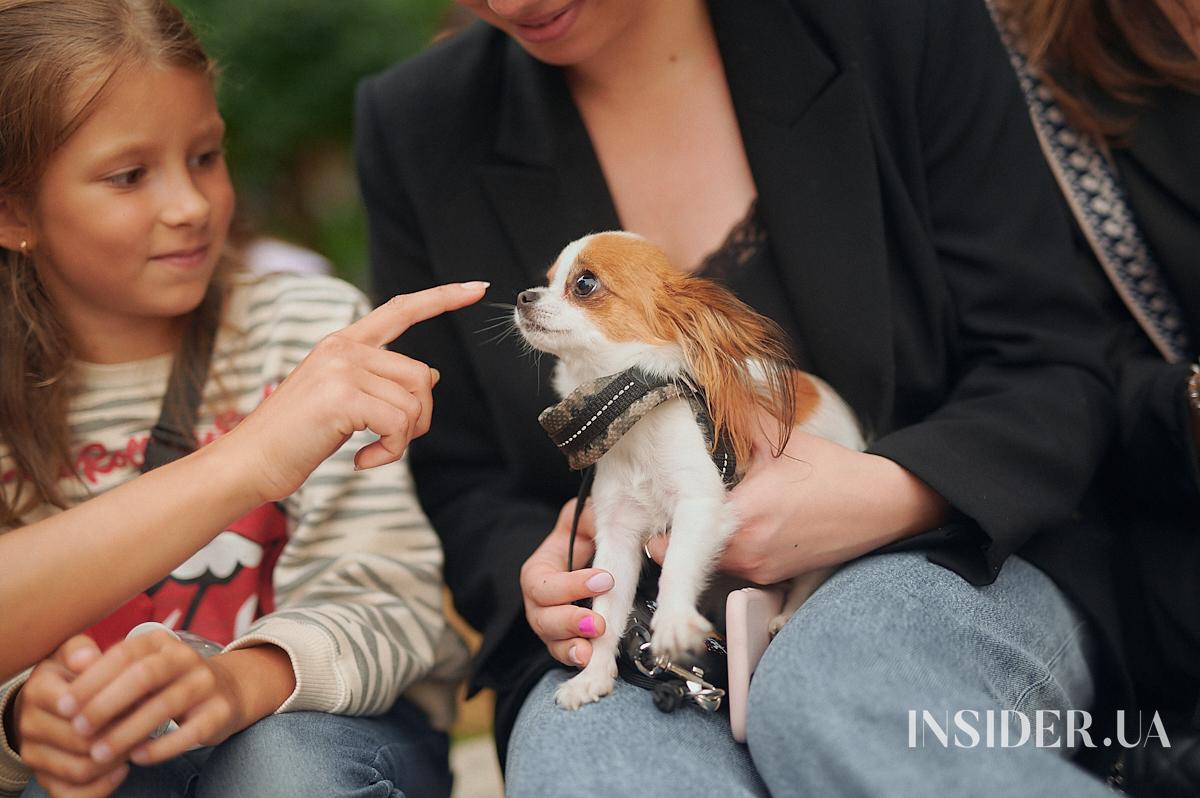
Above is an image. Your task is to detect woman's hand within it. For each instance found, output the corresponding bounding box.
[220,282,487,504]
[11,636,130,798]
[648,409,949,584]
[519,500,615,668]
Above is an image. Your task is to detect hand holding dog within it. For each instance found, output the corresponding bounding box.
[648,408,949,583]
[520,500,614,668]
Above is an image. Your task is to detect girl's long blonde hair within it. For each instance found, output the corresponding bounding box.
[0,0,233,526]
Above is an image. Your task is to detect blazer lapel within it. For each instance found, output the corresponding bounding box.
[479,43,619,288]
[713,0,895,429]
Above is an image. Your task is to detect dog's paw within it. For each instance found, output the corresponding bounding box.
[555,661,617,710]
[649,605,713,660]
[768,611,793,638]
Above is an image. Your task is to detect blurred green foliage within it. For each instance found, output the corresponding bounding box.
[175,0,455,288]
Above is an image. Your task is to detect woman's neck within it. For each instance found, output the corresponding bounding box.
[565,0,717,104]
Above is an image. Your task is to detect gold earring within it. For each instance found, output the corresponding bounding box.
[18,240,28,255]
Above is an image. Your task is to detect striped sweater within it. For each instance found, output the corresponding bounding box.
[0,272,469,796]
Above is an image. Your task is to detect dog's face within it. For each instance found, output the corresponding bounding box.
[514,231,678,365]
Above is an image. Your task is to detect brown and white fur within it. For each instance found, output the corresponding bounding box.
[515,232,864,710]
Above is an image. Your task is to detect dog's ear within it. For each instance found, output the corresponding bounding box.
[651,277,797,468]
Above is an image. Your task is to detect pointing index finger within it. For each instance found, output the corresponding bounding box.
[346,282,489,348]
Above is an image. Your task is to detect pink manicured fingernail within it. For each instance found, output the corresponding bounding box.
[110,765,130,785]
[56,694,77,716]
[91,742,112,763]
[568,645,582,665]
[131,747,150,765]
[585,572,614,593]
[578,616,597,637]
[73,715,92,736]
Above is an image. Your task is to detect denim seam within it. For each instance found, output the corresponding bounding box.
[1008,619,1088,712]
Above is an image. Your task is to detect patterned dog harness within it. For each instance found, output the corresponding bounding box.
[538,367,739,487]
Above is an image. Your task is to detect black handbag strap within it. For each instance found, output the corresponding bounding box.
[140,301,218,474]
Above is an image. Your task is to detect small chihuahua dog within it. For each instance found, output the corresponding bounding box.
[516,232,864,709]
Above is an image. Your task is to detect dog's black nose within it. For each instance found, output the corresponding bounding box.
[517,290,539,306]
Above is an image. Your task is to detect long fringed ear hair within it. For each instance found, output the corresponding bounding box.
[652,275,797,470]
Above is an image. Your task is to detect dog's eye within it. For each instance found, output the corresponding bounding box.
[572,271,599,298]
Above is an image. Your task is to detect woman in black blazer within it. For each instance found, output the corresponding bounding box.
[356,0,1117,793]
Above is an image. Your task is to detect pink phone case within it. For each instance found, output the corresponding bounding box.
[725,587,784,743]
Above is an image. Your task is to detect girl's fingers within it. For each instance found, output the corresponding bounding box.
[527,604,606,646]
[34,765,128,798]
[358,370,427,439]
[17,707,93,756]
[19,741,119,788]
[62,632,171,712]
[71,643,198,736]
[341,283,487,349]
[53,636,102,675]
[548,638,593,668]
[87,666,216,765]
[130,695,230,766]
[351,393,416,470]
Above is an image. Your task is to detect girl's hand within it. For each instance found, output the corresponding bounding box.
[54,633,290,772]
[11,636,131,798]
[221,282,487,504]
[647,409,948,584]
[519,500,615,668]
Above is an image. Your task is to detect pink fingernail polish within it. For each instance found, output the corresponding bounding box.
[578,616,597,637]
[131,747,150,765]
[585,572,614,593]
[73,716,92,736]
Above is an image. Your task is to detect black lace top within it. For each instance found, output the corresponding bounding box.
[694,199,810,370]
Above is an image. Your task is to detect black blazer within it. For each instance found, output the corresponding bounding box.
[356,0,1116,754]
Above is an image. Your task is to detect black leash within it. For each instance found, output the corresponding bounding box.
[566,465,595,572]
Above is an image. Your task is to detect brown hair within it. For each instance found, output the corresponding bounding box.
[999,0,1200,143]
[0,0,232,526]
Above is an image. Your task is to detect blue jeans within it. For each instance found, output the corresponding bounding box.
[23,699,449,798]
[506,552,1113,796]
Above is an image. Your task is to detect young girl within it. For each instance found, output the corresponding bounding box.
[0,1,485,796]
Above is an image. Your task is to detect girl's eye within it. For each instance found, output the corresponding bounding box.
[107,168,145,188]
[190,148,224,169]
[573,271,599,298]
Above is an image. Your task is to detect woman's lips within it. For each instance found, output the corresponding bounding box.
[510,1,580,44]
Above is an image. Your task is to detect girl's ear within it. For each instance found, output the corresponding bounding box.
[0,196,35,254]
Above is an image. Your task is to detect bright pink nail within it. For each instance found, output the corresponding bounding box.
[578,616,597,636]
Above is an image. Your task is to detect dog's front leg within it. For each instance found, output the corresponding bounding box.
[650,494,736,659]
[554,500,647,710]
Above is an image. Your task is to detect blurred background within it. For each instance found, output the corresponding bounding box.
[175,0,467,290]
[171,2,502,793]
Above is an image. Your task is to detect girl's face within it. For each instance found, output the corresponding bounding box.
[30,64,233,355]
[457,0,643,66]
